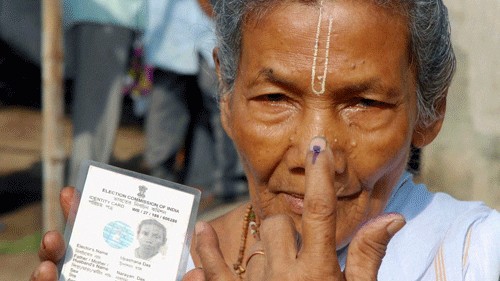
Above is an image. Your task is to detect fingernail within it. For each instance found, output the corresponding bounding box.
[310,136,327,164]
[386,219,406,236]
[40,234,47,250]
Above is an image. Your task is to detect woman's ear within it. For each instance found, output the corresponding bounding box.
[220,95,233,140]
[213,48,234,140]
[213,47,223,89]
[412,93,447,148]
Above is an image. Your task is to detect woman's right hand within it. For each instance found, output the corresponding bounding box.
[190,143,405,281]
[30,187,76,281]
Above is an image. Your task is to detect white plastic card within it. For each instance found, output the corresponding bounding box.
[59,161,200,281]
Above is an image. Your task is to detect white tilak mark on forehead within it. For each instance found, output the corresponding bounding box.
[311,3,334,95]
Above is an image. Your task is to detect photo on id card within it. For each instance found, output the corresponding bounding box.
[58,160,200,281]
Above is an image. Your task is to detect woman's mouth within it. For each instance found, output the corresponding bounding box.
[282,193,305,215]
[281,189,363,215]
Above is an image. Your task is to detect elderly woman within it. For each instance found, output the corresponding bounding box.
[32,0,499,280]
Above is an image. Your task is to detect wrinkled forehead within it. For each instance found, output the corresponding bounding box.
[237,0,414,96]
[240,0,412,60]
[242,0,410,25]
[241,0,411,56]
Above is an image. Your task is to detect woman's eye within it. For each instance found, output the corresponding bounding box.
[263,93,285,102]
[358,98,384,108]
[253,93,289,105]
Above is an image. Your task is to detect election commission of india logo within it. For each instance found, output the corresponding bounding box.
[138,185,148,198]
[103,221,134,249]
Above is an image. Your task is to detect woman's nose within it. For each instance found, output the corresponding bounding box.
[286,107,347,173]
[299,107,336,146]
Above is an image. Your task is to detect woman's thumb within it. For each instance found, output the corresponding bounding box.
[195,221,235,281]
[344,213,405,281]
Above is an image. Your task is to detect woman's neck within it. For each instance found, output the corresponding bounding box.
[191,202,255,270]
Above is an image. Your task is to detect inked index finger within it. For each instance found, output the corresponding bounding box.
[299,137,339,267]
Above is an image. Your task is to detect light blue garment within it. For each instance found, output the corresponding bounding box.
[143,0,216,74]
[378,172,500,280]
[186,172,500,280]
[63,0,147,31]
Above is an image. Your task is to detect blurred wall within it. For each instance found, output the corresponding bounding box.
[422,0,500,210]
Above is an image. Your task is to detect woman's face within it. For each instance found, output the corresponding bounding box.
[221,1,430,248]
[137,224,165,251]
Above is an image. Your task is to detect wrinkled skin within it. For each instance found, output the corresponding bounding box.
[31,1,446,280]
[190,1,443,280]
[221,0,417,249]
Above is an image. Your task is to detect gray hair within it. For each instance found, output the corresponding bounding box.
[212,0,456,127]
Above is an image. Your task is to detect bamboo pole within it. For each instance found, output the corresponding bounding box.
[41,0,65,233]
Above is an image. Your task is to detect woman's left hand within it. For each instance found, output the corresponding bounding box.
[29,187,77,281]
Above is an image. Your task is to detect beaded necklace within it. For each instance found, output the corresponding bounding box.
[233,204,260,279]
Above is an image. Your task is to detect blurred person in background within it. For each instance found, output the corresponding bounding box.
[143,0,246,205]
[64,0,147,186]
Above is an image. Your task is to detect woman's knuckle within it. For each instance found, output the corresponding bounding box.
[306,198,334,217]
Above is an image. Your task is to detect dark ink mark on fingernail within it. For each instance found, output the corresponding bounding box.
[312,145,321,164]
